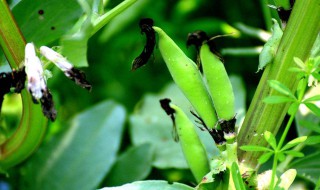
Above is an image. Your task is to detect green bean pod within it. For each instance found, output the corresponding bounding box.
[153,26,218,129]
[200,43,235,121]
[169,103,210,183]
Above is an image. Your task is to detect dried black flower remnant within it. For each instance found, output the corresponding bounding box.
[160,98,179,142]
[190,110,226,145]
[219,117,236,135]
[39,46,92,92]
[187,30,223,67]
[65,68,92,91]
[40,89,57,121]
[0,67,26,112]
[131,18,156,71]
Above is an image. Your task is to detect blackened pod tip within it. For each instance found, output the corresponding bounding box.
[160,98,175,115]
[186,30,209,49]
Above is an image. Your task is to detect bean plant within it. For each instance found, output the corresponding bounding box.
[0,0,319,189]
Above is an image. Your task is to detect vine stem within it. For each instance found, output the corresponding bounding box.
[0,0,47,169]
[269,78,307,189]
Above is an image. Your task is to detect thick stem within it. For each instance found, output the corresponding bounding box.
[0,0,47,169]
[238,0,320,171]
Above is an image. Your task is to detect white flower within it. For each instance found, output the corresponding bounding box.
[39,46,73,72]
[24,43,46,100]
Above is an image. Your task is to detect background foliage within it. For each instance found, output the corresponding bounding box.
[0,0,318,189]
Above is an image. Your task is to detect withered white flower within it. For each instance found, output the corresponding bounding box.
[40,46,92,91]
[24,43,47,100]
[39,46,72,72]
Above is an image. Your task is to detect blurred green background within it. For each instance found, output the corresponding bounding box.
[0,0,299,189]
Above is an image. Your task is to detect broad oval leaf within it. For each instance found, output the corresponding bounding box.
[105,143,154,186]
[289,152,320,184]
[267,80,296,99]
[99,180,193,190]
[13,0,82,45]
[20,100,126,190]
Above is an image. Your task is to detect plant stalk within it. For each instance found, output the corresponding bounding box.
[238,0,320,172]
[0,0,47,169]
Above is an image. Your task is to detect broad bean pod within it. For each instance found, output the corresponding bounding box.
[160,99,210,183]
[200,43,235,122]
[153,26,218,129]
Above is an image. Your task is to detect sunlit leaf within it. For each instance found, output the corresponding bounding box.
[20,101,126,190]
[99,180,193,190]
[303,95,320,102]
[264,131,277,149]
[304,103,320,117]
[277,169,297,190]
[281,136,307,151]
[267,80,296,99]
[293,57,305,69]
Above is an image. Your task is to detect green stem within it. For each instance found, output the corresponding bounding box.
[91,0,137,36]
[0,0,25,68]
[270,78,307,189]
[277,139,305,172]
[238,0,320,172]
[0,0,47,169]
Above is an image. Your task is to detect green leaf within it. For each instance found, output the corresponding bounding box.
[231,162,246,190]
[267,80,296,99]
[289,152,320,184]
[304,103,320,117]
[288,102,300,116]
[305,135,320,145]
[284,150,304,158]
[312,73,320,80]
[299,120,320,134]
[277,152,286,162]
[303,95,320,102]
[12,0,82,45]
[20,100,126,190]
[99,180,194,190]
[281,136,307,151]
[264,131,277,150]
[293,57,305,69]
[263,96,295,104]
[105,143,154,186]
[240,145,272,152]
[258,152,274,164]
